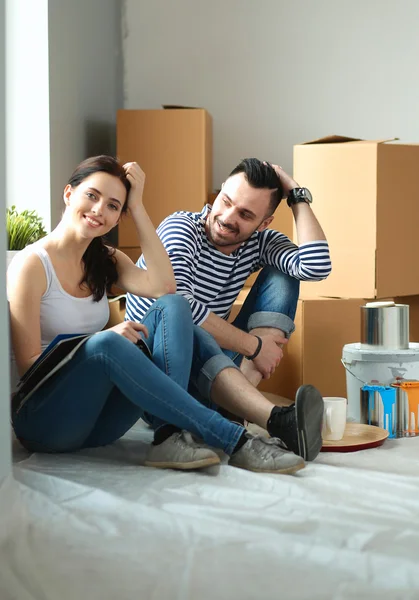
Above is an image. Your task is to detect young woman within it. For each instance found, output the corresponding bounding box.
[8,155,305,475]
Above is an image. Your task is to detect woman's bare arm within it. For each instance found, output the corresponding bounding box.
[7,253,47,376]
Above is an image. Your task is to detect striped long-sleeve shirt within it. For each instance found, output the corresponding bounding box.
[125,205,332,325]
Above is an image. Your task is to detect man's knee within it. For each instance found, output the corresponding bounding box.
[255,266,300,296]
[248,267,299,328]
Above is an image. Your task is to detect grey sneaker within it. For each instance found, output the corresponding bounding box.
[144,430,221,470]
[191,435,228,460]
[229,433,305,475]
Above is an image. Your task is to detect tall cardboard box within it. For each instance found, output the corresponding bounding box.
[294,136,419,299]
[117,108,212,246]
[255,296,365,400]
[394,296,419,343]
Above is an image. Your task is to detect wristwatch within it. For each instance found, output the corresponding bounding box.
[287,187,313,208]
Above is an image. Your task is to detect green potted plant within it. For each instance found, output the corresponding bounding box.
[6,205,47,268]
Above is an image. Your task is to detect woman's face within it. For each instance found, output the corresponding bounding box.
[63,172,127,238]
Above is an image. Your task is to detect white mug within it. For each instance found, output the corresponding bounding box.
[322,397,347,441]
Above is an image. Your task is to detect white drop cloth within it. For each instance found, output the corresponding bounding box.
[1,421,419,600]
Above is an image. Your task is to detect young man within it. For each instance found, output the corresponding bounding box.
[125,159,332,463]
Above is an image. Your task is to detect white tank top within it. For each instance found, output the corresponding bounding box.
[9,242,110,390]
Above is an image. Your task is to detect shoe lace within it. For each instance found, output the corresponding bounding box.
[246,435,287,459]
[175,430,200,448]
[275,405,295,427]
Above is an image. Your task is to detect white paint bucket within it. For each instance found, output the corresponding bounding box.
[342,342,419,422]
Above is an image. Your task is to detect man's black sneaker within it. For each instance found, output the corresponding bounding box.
[266,384,324,461]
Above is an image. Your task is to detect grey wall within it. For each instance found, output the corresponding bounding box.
[6,0,51,229]
[0,0,12,481]
[49,0,123,227]
[3,0,122,478]
[122,0,419,188]
[6,0,123,230]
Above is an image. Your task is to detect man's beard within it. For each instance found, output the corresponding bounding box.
[207,215,249,248]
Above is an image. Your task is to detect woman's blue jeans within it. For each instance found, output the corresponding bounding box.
[12,295,244,455]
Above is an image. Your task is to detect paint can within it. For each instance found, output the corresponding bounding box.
[360,381,419,438]
[391,381,419,436]
[361,301,409,350]
[360,384,398,437]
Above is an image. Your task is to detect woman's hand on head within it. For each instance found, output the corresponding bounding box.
[107,320,149,344]
[123,162,145,211]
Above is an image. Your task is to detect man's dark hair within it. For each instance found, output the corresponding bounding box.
[228,158,284,216]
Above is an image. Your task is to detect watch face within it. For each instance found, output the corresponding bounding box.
[297,188,312,203]
[289,188,313,204]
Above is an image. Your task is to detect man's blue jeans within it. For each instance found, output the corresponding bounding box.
[225,266,299,365]
[144,268,300,428]
[185,267,300,410]
[12,295,244,455]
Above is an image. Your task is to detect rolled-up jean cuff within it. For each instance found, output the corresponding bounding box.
[197,354,239,401]
[247,311,296,338]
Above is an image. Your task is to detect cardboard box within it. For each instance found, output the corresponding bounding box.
[208,191,219,205]
[106,295,126,328]
[117,107,212,246]
[228,287,251,323]
[294,136,419,299]
[394,296,419,343]
[119,246,142,264]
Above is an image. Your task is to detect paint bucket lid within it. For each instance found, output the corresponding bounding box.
[364,301,395,308]
[343,342,419,363]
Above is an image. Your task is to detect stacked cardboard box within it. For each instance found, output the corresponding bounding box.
[112,107,212,296]
[254,136,419,400]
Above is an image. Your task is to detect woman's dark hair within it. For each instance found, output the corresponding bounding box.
[67,155,131,302]
[228,158,284,215]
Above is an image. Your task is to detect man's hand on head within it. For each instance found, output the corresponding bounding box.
[265,163,299,199]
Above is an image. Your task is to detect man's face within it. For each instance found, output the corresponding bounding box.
[205,173,274,254]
